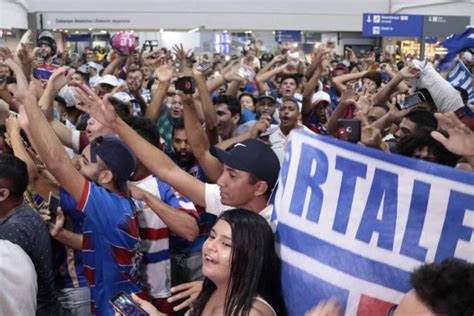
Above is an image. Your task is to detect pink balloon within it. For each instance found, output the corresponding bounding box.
[110,32,138,56]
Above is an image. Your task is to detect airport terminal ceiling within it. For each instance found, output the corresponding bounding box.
[2,0,472,32]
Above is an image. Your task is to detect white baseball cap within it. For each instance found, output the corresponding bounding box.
[97,75,119,87]
[311,91,331,105]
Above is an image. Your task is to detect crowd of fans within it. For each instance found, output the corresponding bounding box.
[0,29,473,316]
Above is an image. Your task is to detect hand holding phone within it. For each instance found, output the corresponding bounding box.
[396,92,425,110]
[196,63,212,72]
[48,192,60,224]
[337,119,361,143]
[175,76,195,94]
[110,292,148,316]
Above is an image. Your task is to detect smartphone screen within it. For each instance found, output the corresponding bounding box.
[196,63,211,72]
[48,192,60,224]
[337,119,361,143]
[175,76,195,94]
[399,93,425,110]
[110,292,148,316]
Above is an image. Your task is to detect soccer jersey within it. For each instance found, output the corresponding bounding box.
[33,60,61,87]
[60,181,143,316]
[53,214,89,290]
[131,174,198,299]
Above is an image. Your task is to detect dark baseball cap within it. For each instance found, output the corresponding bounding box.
[257,90,277,102]
[210,139,280,190]
[90,136,136,193]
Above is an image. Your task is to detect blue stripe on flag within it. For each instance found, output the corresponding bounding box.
[306,134,474,185]
[278,223,412,293]
[448,60,474,104]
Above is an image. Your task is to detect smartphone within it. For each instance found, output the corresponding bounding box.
[175,76,195,94]
[109,292,148,316]
[196,63,212,72]
[374,47,381,62]
[36,50,45,60]
[48,192,60,224]
[398,92,426,110]
[0,76,6,85]
[337,119,361,143]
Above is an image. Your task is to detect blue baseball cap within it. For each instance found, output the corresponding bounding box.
[210,139,280,190]
[90,136,136,193]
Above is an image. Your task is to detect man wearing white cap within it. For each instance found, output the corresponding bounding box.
[86,62,104,88]
[302,90,331,135]
[95,74,119,97]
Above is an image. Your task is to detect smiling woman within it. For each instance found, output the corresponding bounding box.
[190,209,287,316]
[124,209,287,316]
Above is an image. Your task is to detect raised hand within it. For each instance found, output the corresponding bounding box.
[154,57,175,83]
[0,47,33,104]
[74,84,118,127]
[358,112,382,148]
[47,66,76,92]
[431,112,474,157]
[223,63,247,82]
[172,43,191,61]
[398,64,420,79]
[273,54,286,64]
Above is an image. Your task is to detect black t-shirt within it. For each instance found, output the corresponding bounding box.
[0,203,59,316]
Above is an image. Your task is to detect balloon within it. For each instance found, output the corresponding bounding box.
[110,32,138,56]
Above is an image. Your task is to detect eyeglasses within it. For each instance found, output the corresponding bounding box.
[387,304,397,316]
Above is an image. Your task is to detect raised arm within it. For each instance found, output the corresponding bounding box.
[181,90,223,183]
[145,58,174,124]
[38,66,77,149]
[332,71,367,93]
[193,64,218,132]
[1,48,86,203]
[372,65,418,105]
[102,55,126,76]
[129,183,198,242]
[5,114,59,199]
[302,50,325,115]
[173,44,191,74]
[255,63,287,92]
[326,89,358,137]
[75,85,208,208]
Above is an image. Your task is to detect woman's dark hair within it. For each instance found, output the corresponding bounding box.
[411,259,474,316]
[191,209,286,316]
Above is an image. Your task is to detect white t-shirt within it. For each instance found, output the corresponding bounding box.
[204,183,275,230]
[0,240,37,316]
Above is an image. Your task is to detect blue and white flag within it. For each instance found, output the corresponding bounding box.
[274,131,474,316]
[447,59,474,105]
[439,27,474,70]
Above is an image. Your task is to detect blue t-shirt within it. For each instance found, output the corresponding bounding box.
[60,181,144,316]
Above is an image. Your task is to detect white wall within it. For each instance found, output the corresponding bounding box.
[32,0,388,32]
[0,0,29,29]
[1,0,472,33]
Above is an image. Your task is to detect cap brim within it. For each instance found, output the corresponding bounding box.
[258,96,276,102]
[210,146,249,172]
